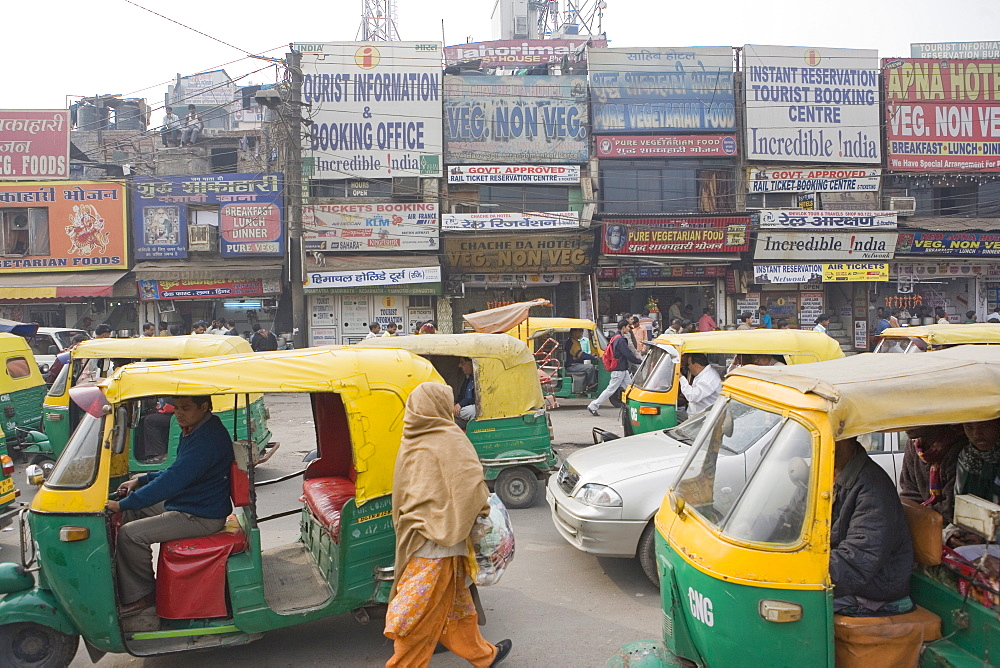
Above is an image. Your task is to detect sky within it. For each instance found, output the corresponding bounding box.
[3,0,998,111]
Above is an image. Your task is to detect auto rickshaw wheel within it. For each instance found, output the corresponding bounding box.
[29,456,56,480]
[0,622,79,668]
[495,466,539,509]
[637,522,660,588]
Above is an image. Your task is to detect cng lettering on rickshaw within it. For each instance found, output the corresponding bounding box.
[688,587,714,627]
[0,394,9,402]
[629,406,638,422]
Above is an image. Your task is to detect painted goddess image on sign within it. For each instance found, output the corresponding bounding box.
[143,206,180,246]
[65,204,110,256]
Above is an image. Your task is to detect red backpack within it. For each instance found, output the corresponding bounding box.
[602,334,621,371]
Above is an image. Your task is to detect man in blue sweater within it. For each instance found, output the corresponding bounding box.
[587,319,643,417]
[106,395,234,615]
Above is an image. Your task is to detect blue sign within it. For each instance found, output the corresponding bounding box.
[133,174,284,259]
[590,71,736,133]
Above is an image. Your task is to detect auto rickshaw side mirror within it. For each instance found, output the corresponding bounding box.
[129,401,142,429]
[110,406,129,454]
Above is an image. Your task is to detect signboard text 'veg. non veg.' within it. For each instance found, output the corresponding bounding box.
[444,233,592,272]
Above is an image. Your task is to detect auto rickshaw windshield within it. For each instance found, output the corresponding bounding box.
[632,347,676,392]
[671,398,817,545]
[45,412,104,489]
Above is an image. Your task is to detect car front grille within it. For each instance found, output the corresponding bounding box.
[556,461,579,496]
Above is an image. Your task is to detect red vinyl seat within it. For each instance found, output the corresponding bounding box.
[301,476,356,541]
[155,461,250,619]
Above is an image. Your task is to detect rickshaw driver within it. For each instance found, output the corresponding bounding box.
[105,395,235,615]
[830,437,915,617]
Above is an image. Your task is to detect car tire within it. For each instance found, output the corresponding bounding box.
[495,467,539,509]
[609,391,624,409]
[0,622,79,668]
[637,522,660,587]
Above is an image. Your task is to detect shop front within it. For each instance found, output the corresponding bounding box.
[304,255,441,345]
[441,230,594,330]
[0,180,137,331]
[596,215,750,331]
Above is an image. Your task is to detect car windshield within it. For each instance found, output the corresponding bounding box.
[671,398,784,523]
[874,338,911,353]
[45,412,104,489]
[55,331,87,349]
[632,347,676,393]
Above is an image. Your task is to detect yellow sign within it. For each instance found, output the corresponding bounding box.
[822,263,889,282]
[355,45,381,69]
[382,296,395,308]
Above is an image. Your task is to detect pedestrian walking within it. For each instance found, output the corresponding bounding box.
[588,319,642,417]
[385,383,512,667]
[250,323,278,351]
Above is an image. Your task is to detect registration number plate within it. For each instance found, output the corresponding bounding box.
[0,477,14,495]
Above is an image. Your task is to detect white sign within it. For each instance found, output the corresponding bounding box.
[754,264,824,284]
[759,210,897,229]
[303,203,439,251]
[304,266,442,289]
[755,231,896,261]
[298,42,443,178]
[341,297,371,334]
[744,45,881,164]
[911,42,1000,60]
[408,307,434,334]
[441,211,580,231]
[447,165,580,184]
[799,292,824,325]
[736,294,761,323]
[588,47,733,73]
[310,295,337,326]
[311,327,339,346]
[747,166,881,193]
[854,320,868,349]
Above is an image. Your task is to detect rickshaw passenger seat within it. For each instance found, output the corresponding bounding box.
[301,477,356,540]
[833,605,942,668]
[155,462,251,620]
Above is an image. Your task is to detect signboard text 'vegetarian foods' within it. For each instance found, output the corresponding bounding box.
[303,203,439,252]
[0,110,70,180]
[601,217,751,255]
[0,181,127,271]
[884,59,1000,172]
[298,42,443,179]
[744,45,881,164]
[444,75,589,163]
[596,134,738,158]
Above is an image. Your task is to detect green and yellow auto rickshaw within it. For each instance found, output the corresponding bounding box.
[0,333,47,447]
[874,323,1000,353]
[610,346,999,668]
[33,335,273,476]
[623,329,844,435]
[357,332,555,508]
[0,346,444,666]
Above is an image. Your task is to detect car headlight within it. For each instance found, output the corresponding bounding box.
[575,484,623,507]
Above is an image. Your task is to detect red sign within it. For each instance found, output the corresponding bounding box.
[444,38,607,68]
[884,59,1000,172]
[602,217,751,255]
[595,134,739,158]
[0,110,70,180]
[138,278,272,301]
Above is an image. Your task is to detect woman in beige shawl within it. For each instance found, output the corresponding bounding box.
[385,383,512,667]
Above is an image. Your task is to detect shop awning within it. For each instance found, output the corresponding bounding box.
[133,260,284,282]
[0,271,129,300]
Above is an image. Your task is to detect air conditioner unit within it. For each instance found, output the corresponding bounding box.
[444,279,465,298]
[884,197,916,216]
[188,224,218,251]
[261,298,278,310]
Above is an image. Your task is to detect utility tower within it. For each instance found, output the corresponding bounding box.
[535,0,606,39]
[358,0,401,41]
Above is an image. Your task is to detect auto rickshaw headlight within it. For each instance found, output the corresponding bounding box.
[576,484,623,507]
[0,454,13,477]
[58,526,90,542]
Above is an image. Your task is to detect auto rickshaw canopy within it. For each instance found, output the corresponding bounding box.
[102,346,444,504]
[727,345,1000,440]
[650,329,845,364]
[72,334,252,360]
[0,332,45,386]
[355,333,544,419]
[877,323,1000,347]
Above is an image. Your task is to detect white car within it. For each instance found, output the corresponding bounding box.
[546,402,907,585]
[27,327,88,373]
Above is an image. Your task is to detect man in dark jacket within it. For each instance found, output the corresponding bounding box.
[587,319,642,416]
[106,395,234,615]
[831,438,914,616]
[250,323,278,351]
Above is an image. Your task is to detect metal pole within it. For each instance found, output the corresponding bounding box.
[286,48,306,349]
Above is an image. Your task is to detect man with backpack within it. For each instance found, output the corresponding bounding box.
[250,323,279,352]
[588,319,642,417]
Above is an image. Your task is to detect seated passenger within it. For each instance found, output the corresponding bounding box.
[135,398,175,464]
[958,419,1000,505]
[452,357,477,430]
[831,438,914,617]
[899,425,964,523]
[106,395,235,616]
[564,328,598,390]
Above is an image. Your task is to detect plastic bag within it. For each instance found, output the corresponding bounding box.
[470,494,515,586]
